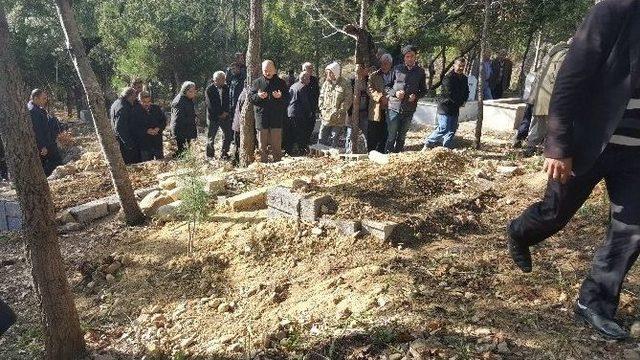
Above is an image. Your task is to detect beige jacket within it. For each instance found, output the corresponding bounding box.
[319,77,353,126]
[367,69,388,122]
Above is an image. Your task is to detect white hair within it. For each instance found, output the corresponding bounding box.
[262,60,275,69]
[180,81,196,95]
[299,72,310,82]
[380,53,393,64]
[302,62,313,71]
[213,71,226,81]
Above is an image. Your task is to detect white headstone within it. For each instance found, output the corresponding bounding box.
[467,75,478,101]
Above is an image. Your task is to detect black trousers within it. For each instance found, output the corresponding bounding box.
[367,119,388,153]
[42,147,63,176]
[0,298,16,335]
[175,137,192,158]
[118,140,140,165]
[516,103,534,141]
[509,145,640,319]
[206,118,233,158]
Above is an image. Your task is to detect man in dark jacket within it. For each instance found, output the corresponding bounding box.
[170,82,198,157]
[285,72,312,155]
[226,53,247,112]
[490,51,513,100]
[205,71,232,159]
[302,62,320,151]
[507,0,640,340]
[134,91,167,161]
[28,89,62,175]
[249,60,288,162]
[386,45,427,153]
[425,57,469,149]
[110,87,140,165]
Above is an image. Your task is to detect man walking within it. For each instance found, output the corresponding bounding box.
[205,71,232,160]
[249,60,288,163]
[425,57,469,149]
[507,0,640,340]
[386,45,427,153]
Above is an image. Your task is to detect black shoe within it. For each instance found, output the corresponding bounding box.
[506,226,532,273]
[522,146,536,158]
[575,303,629,340]
[512,139,523,149]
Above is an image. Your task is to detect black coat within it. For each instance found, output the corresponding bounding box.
[226,65,247,111]
[205,84,231,124]
[249,75,288,130]
[308,75,321,113]
[287,81,311,119]
[546,0,640,175]
[437,72,469,117]
[133,104,167,150]
[170,94,198,140]
[28,101,57,152]
[110,97,138,150]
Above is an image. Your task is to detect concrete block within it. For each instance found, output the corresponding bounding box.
[139,191,174,216]
[69,199,109,224]
[362,219,398,240]
[482,98,526,133]
[105,195,121,214]
[227,187,269,212]
[56,209,75,225]
[267,206,298,220]
[267,186,302,215]
[203,175,226,195]
[320,217,361,235]
[300,195,336,222]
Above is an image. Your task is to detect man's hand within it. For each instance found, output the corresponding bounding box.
[40,147,48,157]
[395,90,405,100]
[258,90,268,99]
[147,128,156,136]
[543,157,573,184]
[272,90,282,99]
[409,94,417,102]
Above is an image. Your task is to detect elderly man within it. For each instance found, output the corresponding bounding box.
[367,53,394,153]
[318,62,352,148]
[249,60,288,162]
[205,71,232,160]
[302,62,320,150]
[507,0,640,340]
[28,89,63,175]
[286,72,312,155]
[170,81,198,157]
[110,87,140,164]
[134,91,167,161]
[387,45,427,153]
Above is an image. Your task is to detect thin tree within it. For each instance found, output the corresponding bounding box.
[239,0,263,167]
[0,9,86,359]
[475,0,492,149]
[349,0,370,154]
[54,0,145,225]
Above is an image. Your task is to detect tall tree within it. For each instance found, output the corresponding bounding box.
[54,0,145,225]
[0,8,86,359]
[475,0,491,149]
[239,0,263,167]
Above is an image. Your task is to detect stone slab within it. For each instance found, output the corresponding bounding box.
[267,207,298,220]
[155,200,182,222]
[135,187,159,200]
[105,195,121,214]
[267,186,302,215]
[362,219,398,241]
[320,217,361,235]
[69,199,109,224]
[139,191,174,216]
[300,195,336,222]
[227,187,269,212]
[203,175,226,195]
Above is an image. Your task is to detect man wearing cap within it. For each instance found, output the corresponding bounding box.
[318,61,353,147]
[386,45,427,153]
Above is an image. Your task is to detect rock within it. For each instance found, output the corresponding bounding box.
[204,175,226,195]
[69,199,109,224]
[227,187,270,212]
[105,274,116,283]
[154,201,182,222]
[300,195,336,222]
[55,210,75,225]
[219,334,235,344]
[624,349,640,360]
[105,261,122,274]
[139,190,174,216]
[167,187,183,201]
[409,339,429,358]
[368,150,389,165]
[145,343,163,357]
[48,164,76,180]
[159,178,178,191]
[630,321,640,339]
[362,219,398,241]
[180,337,196,348]
[496,341,510,354]
[135,186,159,200]
[475,169,493,181]
[217,303,232,313]
[388,354,403,360]
[311,227,323,236]
[496,166,523,176]
[228,343,243,352]
[59,222,83,233]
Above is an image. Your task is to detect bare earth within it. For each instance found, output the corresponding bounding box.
[0,122,634,360]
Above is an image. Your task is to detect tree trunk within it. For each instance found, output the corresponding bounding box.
[532,30,543,72]
[516,28,536,91]
[54,0,145,226]
[349,0,369,154]
[475,0,492,149]
[239,0,262,167]
[0,10,86,359]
